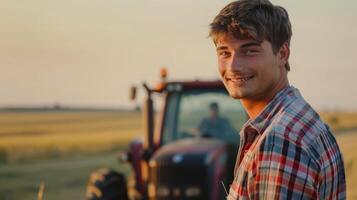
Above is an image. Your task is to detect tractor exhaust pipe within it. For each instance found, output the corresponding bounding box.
[143,83,154,151]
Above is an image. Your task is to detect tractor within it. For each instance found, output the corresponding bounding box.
[86,70,248,200]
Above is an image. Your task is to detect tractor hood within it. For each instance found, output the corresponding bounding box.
[150,138,227,167]
[148,138,229,200]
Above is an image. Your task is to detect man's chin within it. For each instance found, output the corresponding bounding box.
[228,91,245,100]
[223,82,249,99]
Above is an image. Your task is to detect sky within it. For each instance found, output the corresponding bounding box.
[1,0,357,110]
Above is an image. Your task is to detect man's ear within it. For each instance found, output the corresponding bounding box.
[278,42,290,68]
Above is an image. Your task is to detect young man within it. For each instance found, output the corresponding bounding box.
[209,0,346,199]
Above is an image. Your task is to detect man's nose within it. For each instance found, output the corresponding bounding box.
[227,53,243,71]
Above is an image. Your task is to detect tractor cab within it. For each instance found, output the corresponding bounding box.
[158,81,246,145]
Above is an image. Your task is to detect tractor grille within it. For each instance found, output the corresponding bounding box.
[149,163,209,200]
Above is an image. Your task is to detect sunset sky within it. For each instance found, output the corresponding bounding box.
[1,0,357,110]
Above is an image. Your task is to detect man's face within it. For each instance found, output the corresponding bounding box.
[210,107,218,118]
[215,34,288,101]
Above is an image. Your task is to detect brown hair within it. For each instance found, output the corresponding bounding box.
[209,0,292,71]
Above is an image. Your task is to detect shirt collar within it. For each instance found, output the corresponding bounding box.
[243,85,300,134]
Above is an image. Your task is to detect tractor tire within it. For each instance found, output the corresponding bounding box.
[86,168,129,200]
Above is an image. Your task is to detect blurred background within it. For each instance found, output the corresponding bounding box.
[0,0,356,199]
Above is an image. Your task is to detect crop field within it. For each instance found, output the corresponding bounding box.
[0,111,143,163]
[0,110,356,199]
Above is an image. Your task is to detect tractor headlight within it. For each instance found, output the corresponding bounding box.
[149,184,170,198]
[157,186,170,197]
[149,184,201,198]
[185,186,201,197]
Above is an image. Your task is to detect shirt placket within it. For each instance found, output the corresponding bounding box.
[238,127,259,166]
[229,126,261,200]
[233,125,247,178]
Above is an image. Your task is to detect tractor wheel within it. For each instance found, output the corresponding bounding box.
[86,168,129,200]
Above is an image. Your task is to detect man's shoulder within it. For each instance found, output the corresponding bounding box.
[263,96,345,188]
[265,97,331,153]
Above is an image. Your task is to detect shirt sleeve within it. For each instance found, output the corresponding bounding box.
[249,132,320,199]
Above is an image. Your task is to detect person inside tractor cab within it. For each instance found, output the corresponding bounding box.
[197,102,237,140]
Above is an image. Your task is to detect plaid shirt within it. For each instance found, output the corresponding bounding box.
[227,86,346,200]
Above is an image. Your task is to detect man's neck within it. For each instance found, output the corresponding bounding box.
[242,100,270,119]
[242,81,289,119]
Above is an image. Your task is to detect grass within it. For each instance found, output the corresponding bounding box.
[0,110,356,199]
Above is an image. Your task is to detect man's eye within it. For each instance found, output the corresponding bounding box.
[218,51,231,58]
[243,49,258,56]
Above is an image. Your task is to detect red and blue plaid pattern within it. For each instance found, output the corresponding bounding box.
[228,86,346,199]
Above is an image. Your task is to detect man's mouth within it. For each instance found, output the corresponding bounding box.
[226,75,254,84]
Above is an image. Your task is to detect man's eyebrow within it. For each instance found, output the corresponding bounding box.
[216,42,261,51]
[216,46,228,51]
[240,42,260,48]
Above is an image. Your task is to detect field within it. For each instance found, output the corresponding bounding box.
[0,110,356,199]
[0,110,143,163]
[0,110,143,200]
